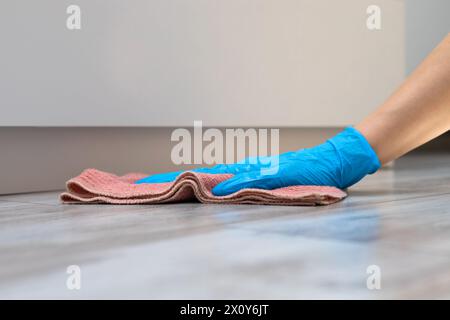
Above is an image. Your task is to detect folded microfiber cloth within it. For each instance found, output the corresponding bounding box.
[60,169,347,206]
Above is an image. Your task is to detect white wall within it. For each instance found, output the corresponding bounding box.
[0,0,404,127]
[405,0,450,74]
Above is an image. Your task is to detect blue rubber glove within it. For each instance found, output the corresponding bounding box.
[212,127,381,195]
[135,127,381,196]
[134,158,264,184]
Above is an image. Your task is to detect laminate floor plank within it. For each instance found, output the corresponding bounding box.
[0,153,449,299]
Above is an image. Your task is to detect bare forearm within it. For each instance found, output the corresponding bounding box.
[356,33,450,165]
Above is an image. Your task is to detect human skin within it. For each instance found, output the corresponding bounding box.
[137,35,450,192]
[356,33,450,165]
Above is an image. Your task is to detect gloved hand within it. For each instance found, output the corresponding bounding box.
[134,158,265,184]
[135,127,381,196]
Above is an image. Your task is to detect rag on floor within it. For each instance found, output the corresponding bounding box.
[60,169,347,206]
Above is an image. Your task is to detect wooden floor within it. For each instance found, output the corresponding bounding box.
[0,153,449,299]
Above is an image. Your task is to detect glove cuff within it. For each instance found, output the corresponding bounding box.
[328,127,381,188]
[346,127,381,174]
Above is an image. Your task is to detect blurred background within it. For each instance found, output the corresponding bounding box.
[0,0,448,194]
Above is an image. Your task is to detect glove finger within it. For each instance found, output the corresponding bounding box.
[134,162,256,184]
[194,161,261,175]
[135,162,255,184]
[136,155,276,185]
[135,171,184,184]
[212,170,285,196]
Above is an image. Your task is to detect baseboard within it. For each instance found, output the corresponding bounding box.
[1,127,448,195]
[0,127,341,194]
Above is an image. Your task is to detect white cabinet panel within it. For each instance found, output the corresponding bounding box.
[0,0,404,127]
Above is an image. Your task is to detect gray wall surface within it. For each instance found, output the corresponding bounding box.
[405,0,450,74]
[0,0,405,127]
[0,127,342,194]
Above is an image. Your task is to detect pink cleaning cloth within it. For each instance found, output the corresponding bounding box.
[60,169,347,206]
